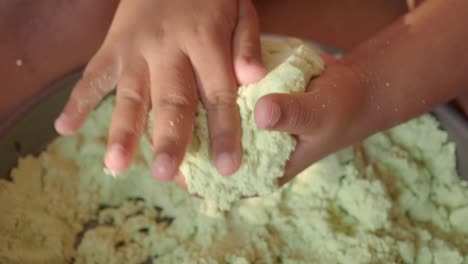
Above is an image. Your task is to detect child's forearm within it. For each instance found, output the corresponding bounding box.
[343,0,468,141]
[0,0,117,121]
[253,0,407,50]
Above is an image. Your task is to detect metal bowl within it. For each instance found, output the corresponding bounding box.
[0,71,78,179]
[0,39,467,181]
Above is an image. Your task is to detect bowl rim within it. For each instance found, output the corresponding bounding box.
[0,69,83,140]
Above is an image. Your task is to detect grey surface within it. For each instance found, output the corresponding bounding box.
[0,71,78,179]
[433,106,468,180]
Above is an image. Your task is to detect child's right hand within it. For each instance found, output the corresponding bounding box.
[54,0,265,181]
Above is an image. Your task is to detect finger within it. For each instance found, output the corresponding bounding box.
[148,50,197,182]
[55,50,121,135]
[104,60,150,173]
[189,32,242,176]
[233,0,266,84]
[278,138,321,186]
[174,172,188,191]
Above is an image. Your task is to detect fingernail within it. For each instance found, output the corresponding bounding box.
[216,152,236,176]
[105,144,126,171]
[152,153,174,181]
[255,100,281,129]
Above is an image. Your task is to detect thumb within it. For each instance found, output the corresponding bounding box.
[254,63,362,135]
[233,0,266,85]
[254,92,328,135]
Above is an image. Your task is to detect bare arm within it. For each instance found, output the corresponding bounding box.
[345,0,468,137]
[251,0,468,181]
[253,0,407,50]
[0,0,118,121]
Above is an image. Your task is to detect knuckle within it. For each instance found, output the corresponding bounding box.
[110,129,137,145]
[70,98,92,116]
[153,136,184,153]
[69,86,96,115]
[118,86,147,106]
[138,27,171,56]
[237,40,257,58]
[157,91,195,110]
[192,22,219,41]
[285,96,322,131]
[209,130,238,147]
[190,16,234,44]
[146,26,168,44]
[80,59,120,96]
[288,106,311,129]
[81,69,102,86]
[85,50,119,77]
[204,90,238,111]
[79,74,114,98]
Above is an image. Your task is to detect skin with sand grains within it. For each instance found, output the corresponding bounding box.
[0,1,466,187]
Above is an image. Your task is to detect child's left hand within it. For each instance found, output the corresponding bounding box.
[255,0,468,185]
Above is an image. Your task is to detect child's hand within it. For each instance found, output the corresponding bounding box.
[255,0,468,185]
[255,58,367,185]
[54,0,265,181]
